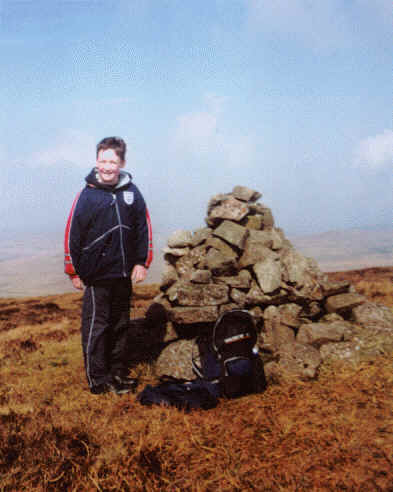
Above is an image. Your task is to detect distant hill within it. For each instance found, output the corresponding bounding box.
[0,227,391,298]
[290,226,392,272]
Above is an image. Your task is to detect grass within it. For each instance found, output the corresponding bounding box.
[1,268,392,491]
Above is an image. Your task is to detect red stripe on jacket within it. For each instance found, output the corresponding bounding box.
[145,207,153,268]
[64,191,82,277]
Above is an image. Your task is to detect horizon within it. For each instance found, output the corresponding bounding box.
[0,224,391,298]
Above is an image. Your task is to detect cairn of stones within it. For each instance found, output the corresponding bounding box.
[154,186,388,382]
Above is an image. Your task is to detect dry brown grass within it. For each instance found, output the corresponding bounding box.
[1,270,392,491]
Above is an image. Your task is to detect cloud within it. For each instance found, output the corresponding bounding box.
[30,130,97,168]
[353,130,393,171]
[171,94,255,169]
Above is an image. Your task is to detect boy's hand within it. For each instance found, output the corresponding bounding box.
[131,265,147,283]
[71,276,84,290]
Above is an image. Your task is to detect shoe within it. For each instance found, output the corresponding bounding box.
[113,374,138,392]
[90,383,110,395]
[108,378,136,395]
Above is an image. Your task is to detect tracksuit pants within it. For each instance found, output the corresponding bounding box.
[81,278,131,388]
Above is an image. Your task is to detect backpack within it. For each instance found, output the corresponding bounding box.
[137,376,219,412]
[192,309,267,399]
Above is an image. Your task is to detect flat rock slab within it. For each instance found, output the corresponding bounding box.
[232,185,262,202]
[278,303,303,328]
[253,257,282,294]
[325,293,365,313]
[239,243,278,269]
[163,246,190,257]
[264,342,322,381]
[160,264,178,289]
[352,302,393,332]
[205,248,237,276]
[320,278,350,296]
[281,248,310,287]
[190,270,212,284]
[205,237,238,259]
[167,282,229,306]
[213,220,248,249]
[208,196,249,223]
[191,227,212,247]
[167,230,193,248]
[169,306,218,324]
[216,270,252,289]
[297,321,352,348]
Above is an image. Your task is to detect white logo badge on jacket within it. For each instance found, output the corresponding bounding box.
[123,191,134,205]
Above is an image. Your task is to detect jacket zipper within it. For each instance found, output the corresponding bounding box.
[113,193,127,277]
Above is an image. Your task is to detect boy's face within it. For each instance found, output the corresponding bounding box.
[96,148,124,185]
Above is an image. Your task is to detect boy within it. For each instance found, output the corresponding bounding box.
[64,137,153,395]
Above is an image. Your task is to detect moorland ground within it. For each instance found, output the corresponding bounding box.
[0,267,392,491]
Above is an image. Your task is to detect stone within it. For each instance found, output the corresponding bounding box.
[273,323,296,348]
[169,306,218,324]
[167,282,229,306]
[302,302,323,319]
[352,302,393,332]
[216,269,252,289]
[219,303,240,316]
[262,305,280,349]
[286,278,324,303]
[281,248,310,287]
[188,244,209,266]
[192,227,212,247]
[297,321,353,348]
[153,293,172,312]
[167,230,193,248]
[244,215,264,230]
[205,237,238,260]
[155,339,195,380]
[205,248,237,276]
[320,278,350,296]
[249,306,264,321]
[247,206,274,228]
[160,264,178,290]
[232,185,262,202]
[175,255,195,280]
[253,257,282,294]
[207,195,249,224]
[325,293,366,313]
[163,246,190,258]
[213,220,249,249]
[239,243,278,269]
[249,229,275,248]
[230,288,247,307]
[246,280,268,305]
[206,193,230,215]
[276,342,322,380]
[270,228,284,250]
[319,341,361,362]
[320,313,344,323]
[190,269,212,284]
[278,303,302,328]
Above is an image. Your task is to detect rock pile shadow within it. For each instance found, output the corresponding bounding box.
[153,186,393,382]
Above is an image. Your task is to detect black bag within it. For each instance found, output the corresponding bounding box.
[193,309,267,399]
[137,376,219,412]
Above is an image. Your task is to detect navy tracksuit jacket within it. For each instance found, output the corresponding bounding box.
[64,168,153,388]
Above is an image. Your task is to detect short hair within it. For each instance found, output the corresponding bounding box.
[96,137,127,162]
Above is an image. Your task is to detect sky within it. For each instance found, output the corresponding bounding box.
[1,0,392,247]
